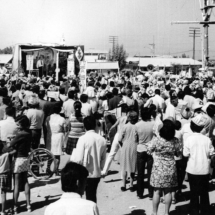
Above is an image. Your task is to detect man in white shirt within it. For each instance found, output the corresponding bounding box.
[165,90,178,121]
[80,94,92,117]
[183,114,214,215]
[75,116,106,203]
[44,162,99,215]
[147,89,165,112]
[62,90,75,118]
[36,56,44,78]
[0,107,17,142]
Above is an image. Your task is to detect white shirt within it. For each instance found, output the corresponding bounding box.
[85,86,95,98]
[36,59,43,68]
[44,192,99,215]
[62,99,75,118]
[81,102,92,117]
[75,130,106,178]
[0,117,17,141]
[184,95,195,111]
[165,103,177,121]
[181,123,193,144]
[183,133,214,175]
[150,94,165,112]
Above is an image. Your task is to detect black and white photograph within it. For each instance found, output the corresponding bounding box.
[1,0,215,215]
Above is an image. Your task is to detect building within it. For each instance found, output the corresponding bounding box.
[85,49,108,62]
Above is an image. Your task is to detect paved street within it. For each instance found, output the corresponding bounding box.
[4,154,215,215]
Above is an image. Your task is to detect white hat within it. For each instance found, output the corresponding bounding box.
[191,114,207,127]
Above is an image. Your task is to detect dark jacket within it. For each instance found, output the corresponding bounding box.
[108,95,122,110]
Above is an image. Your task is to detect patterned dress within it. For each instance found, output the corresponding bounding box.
[147,136,181,188]
[119,122,138,174]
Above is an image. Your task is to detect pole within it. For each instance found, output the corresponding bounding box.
[193,30,196,59]
[204,24,209,67]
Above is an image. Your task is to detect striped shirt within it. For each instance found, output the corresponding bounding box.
[68,114,85,138]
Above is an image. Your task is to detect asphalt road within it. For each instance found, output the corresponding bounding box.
[4,154,215,215]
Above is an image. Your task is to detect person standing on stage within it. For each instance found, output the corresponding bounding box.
[37,56,43,78]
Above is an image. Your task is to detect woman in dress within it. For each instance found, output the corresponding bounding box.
[7,115,31,214]
[118,111,139,192]
[65,101,85,155]
[147,119,181,215]
[46,105,66,175]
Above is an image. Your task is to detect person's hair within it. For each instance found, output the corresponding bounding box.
[80,94,88,103]
[110,81,115,87]
[101,84,107,90]
[38,90,45,100]
[141,93,149,100]
[190,121,203,133]
[68,90,75,99]
[5,106,16,118]
[165,85,171,91]
[59,87,65,95]
[25,85,31,91]
[88,81,94,87]
[61,162,88,193]
[2,97,11,106]
[174,120,181,131]
[15,83,21,90]
[74,101,82,118]
[195,89,204,100]
[149,104,157,119]
[32,85,40,95]
[83,115,96,130]
[128,111,138,124]
[159,119,175,141]
[112,88,118,96]
[53,105,62,114]
[15,115,30,129]
[141,107,151,121]
[184,86,191,96]
[206,104,215,118]
[177,91,185,100]
[155,89,160,95]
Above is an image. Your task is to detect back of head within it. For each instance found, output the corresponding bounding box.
[177,91,185,100]
[68,90,75,99]
[141,107,151,121]
[112,88,118,96]
[59,87,65,95]
[74,101,82,118]
[110,81,115,87]
[174,120,181,131]
[53,105,62,114]
[206,104,215,118]
[101,84,107,90]
[32,85,40,95]
[155,89,160,95]
[3,97,11,106]
[128,111,138,124]
[159,119,175,141]
[5,106,16,118]
[61,162,88,194]
[15,83,21,91]
[83,115,96,131]
[165,84,171,91]
[80,94,88,103]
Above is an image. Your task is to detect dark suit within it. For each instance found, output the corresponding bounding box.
[108,95,122,110]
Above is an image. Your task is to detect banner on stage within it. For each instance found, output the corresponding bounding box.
[67,53,75,76]
[26,55,34,71]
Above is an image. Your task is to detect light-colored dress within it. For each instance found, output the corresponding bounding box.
[118,122,138,174]
[46,114,66,155]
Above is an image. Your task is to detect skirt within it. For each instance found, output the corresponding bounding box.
[0,173,12,191]
[65,138,79,155]
[13,158,29,173]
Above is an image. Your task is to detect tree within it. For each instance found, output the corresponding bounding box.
[0,46,13,54]
[108,44,127,70]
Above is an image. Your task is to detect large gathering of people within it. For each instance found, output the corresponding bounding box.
[0,67,214,215]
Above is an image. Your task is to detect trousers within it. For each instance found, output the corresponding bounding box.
[136,151,153,197]
[188,173,210,215]
[86,178,100,203]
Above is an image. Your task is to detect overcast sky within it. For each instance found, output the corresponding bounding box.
[1,0,215,59]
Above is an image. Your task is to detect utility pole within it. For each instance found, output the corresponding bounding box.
[149,36,155,56]
[189,27,200,60]
[109,36,118,51]
[171,0,215,69]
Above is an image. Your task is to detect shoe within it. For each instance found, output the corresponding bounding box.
[13,207,18,215]
[149,196,153,200]
[27,205,31,212]
[121,186,126,192]
[138,195,144,199]
[172,199,176,204]
[130,187,135,192]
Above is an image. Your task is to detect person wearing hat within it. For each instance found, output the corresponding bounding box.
[26,95,44,149]
[183,114,214,215]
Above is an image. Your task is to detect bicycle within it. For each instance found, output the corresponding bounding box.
[28,147,57,180]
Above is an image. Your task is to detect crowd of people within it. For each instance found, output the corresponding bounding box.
[0,68,214,215]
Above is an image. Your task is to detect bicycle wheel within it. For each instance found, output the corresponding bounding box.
[28,148,57,180]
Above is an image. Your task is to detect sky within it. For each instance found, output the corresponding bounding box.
[1,0,215,59]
